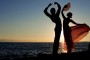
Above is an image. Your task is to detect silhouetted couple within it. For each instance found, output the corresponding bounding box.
[44,2,79,54]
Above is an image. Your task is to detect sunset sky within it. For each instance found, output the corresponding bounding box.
[0,0,90,42]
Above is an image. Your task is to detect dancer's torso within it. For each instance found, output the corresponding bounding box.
[50,15,61,31]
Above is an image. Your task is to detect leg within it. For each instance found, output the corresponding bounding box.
[52,30,61,55]
[66,35,73,53]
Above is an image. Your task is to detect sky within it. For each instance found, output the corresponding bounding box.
[0,0,90,42]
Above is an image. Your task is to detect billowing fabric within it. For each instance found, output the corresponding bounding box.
[63,24,90,50]
[63,2,71,11]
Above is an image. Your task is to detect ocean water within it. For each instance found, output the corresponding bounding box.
[0,42,89,58]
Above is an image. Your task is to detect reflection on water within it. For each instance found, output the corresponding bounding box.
[0,42,89,57]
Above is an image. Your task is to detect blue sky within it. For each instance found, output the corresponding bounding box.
[0,0,90,42]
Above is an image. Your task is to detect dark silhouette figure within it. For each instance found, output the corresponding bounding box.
[88,43,90,51]
[62,5,79,53]
[44,2,62,55]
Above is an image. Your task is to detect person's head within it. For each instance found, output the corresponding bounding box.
[50,8,56,15]
[67,12,73,18]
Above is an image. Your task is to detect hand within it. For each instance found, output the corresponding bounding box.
[76,24,82,25]
[64,5,67,8]
[54,2,58,5]
[48,3,52,6]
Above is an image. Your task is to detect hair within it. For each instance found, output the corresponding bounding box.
[67,12,73,17]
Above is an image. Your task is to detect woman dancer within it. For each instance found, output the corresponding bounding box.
[62,4,79,53]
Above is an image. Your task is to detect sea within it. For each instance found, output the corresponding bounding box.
[0,42,89,58]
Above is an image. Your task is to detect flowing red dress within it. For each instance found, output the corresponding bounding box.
[63,24,90,50]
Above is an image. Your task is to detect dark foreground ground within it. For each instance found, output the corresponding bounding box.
[0,50,90,60]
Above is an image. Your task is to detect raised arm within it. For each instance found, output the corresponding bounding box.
[54,2,61,15]
[44,3,52,17]
[61,5,67,19]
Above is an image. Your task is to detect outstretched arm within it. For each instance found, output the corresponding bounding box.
[44,3,52,17]
[54,2,61,15]
[61,5,67,19]
[70,20,79,25]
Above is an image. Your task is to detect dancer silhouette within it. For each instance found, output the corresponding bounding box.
[44,2,61,55]
[62,5,79,53]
